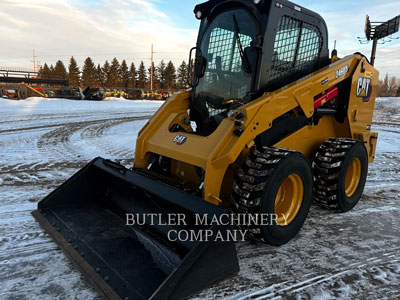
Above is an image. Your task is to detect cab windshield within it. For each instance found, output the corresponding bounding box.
[193,9,257,131]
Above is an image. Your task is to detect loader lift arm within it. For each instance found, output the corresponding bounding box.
[22,82,48,98]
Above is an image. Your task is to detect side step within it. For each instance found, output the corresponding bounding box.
[32,158,239,300]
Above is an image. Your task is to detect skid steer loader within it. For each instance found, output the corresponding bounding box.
[33,0,382,299]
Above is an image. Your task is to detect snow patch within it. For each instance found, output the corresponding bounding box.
[1,97,399,300]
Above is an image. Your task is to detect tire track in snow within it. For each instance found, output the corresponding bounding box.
[77,116,149,158]
[2,99,398,299]
[0,111,155,132]
[0,100,162,300]
[0,241,57,262]
[0,161,86,175]
[36,115,150,161]
[1,115,150,186]
[230,247,400,300]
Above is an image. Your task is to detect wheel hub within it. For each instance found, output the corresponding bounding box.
[345,157,361,197]
[274,174,304,226]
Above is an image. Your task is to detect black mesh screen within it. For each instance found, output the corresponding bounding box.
[270,16,322,82]
[194,8,257,129]
[204,28,252,116]
[207,28,252,73]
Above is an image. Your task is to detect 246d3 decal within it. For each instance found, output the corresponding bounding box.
[336,64,349,79]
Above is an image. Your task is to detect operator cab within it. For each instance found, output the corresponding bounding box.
[189,0,329,134]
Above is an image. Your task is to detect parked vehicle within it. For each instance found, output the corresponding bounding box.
[83,87,105,101]
[53,87,84,100]
[1,89,17,99]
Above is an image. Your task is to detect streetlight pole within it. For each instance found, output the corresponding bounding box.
[370,37,378,66]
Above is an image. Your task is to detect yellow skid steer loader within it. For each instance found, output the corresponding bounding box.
[33,0,388,299]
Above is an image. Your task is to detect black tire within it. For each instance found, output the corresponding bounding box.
[17,89,27,100]
[312,138,368,212]
[232,147,313,246]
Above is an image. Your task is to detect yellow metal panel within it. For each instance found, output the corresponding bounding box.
[368,132,379,163]
[133,54,377,205]
[347,57,379,161]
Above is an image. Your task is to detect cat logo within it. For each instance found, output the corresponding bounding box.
[173,135,187,145]
[356,77,372,102]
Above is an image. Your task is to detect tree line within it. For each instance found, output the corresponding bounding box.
[378,74,400,97]
[38,57,193,90]
[38,58,400,97]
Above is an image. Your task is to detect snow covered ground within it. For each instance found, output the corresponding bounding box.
[0,97,399,299]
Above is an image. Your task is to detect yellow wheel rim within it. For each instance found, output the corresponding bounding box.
[274,174,304,226]
[345,158,361,197]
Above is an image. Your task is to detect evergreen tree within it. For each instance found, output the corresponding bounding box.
[39,63,51,79]
[165,60,176,90]
[108,57,121,87]
[120,59,129,88]
[54,60,68,79]
[54,60,68,80]
[68,56,80,87]
[49,64,55,77]
[102,60,111,87]
[128,63,137,88]
[81,57,96,87]
[156,60,167,89]
[96,64,104,87]
[137,61,147,88]
[176,61,188,89]
[188,59,194,84]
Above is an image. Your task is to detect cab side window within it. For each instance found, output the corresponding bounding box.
[270,16,322,82]
[296,24,321,67]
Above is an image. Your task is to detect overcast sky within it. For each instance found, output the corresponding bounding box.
[0,0,399,77]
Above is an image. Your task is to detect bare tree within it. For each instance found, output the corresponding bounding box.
[378,74,399,97]
[388,76,398,97]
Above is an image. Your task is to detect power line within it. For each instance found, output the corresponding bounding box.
[378,38,400,49]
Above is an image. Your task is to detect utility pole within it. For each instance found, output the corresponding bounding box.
[151,45,154,91]
[32,50,37,72]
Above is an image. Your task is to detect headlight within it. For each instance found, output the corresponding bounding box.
[195,10,202,19]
